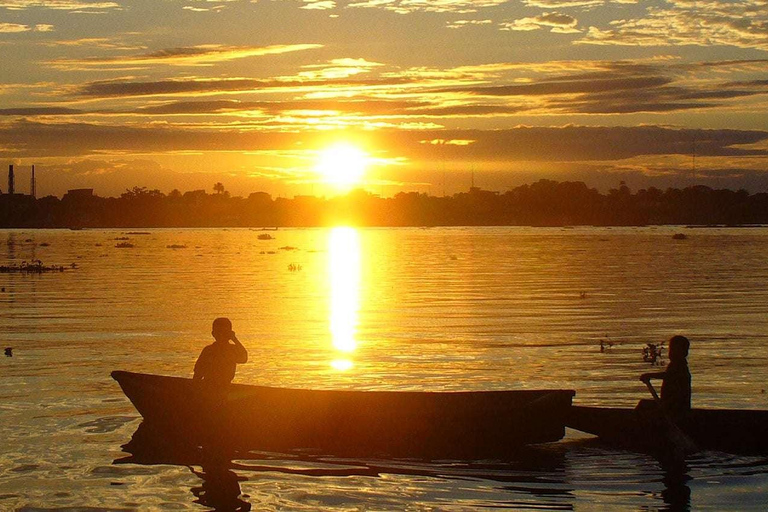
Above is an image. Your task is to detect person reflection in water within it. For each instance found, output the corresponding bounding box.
[194,317,248,387]
[640,335,692,420]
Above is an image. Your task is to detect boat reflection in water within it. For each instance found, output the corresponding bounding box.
[114,422,581,511]
[328,227,360,371]
[114,422,698,511]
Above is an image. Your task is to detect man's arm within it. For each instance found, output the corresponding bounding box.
[230,332,248,364]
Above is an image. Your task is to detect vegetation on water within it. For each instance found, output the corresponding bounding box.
[2,179,768,228]
[644,342,666,365]
[0,260,67,273]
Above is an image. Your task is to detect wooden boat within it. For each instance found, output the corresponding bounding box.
[567,403,768,455]
[112,371,575,458]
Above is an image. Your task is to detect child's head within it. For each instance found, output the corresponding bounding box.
[212,317,233,342]
[668,335,690,362]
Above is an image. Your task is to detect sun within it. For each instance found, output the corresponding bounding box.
[315,143,369,188]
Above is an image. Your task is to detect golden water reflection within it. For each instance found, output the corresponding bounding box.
[328,226,361,370]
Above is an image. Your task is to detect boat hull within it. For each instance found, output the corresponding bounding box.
[568,404,768,455]
[113,371,574,458]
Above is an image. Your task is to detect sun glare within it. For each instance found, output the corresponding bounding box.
[315,143,368,188]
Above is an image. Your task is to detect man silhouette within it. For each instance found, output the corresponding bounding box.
[194,318,248,386]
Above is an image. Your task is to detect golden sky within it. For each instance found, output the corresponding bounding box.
[1,0,768,196]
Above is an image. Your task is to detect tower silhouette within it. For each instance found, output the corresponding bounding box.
[30,165,36,198]
[8,165,14,195]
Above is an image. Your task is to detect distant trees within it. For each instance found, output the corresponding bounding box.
[1,179,768,228]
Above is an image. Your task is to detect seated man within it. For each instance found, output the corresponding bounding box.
[194,317,248,387]
[640,335,691,419]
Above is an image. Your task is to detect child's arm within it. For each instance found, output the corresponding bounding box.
[640,371,666,383]
[230,332,248,364]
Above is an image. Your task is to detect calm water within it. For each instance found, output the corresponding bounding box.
[2,226,768,510]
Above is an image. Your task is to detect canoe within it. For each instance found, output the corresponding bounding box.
[112,371,575,458]
[567,403,768,455]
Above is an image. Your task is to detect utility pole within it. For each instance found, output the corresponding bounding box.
[692,133,697,184]
[30,165,36,198]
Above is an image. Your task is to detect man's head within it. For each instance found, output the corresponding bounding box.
[669,335,690,361]
[212,317,233,342]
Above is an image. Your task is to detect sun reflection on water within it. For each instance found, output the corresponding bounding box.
[328,226,361,370]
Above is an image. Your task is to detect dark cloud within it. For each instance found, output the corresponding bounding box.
[75,76,414,98]
[48,44,323,69]
[440,75,673,96]
[0,107,83,116]
[133,99,427,115]
[3,120,766,163]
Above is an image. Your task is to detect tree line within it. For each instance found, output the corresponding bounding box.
[1,179,767,228]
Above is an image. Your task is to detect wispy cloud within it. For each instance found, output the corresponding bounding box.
[347,0,507,14]
[47,43,323,70]
[446,19,493,29]
[0,22,54,32]
[0,0,118,10]
[501,12,580,33]
[578,0,768,51]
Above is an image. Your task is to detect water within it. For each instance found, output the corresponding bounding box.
[2,226,768,510]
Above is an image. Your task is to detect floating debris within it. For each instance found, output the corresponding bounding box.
[166,244,187,249]
[599,338,615,353]
[38,242,50,247]
[288,263,303,272]
[267,251,276,254]
[4,347,11,357]
[672,233,688,240]
[257,234,275,240]
[580,291,587,299]
[115,242,134,248]
[25,239,33,242]
[643,342,665,365]
[0,260,66,273]
[279,246,298,251]
[95,243,102,247]
[114,237,130,241]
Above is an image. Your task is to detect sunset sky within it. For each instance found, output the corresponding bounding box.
[1,0,767,197]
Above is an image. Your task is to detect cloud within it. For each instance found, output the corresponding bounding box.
[72,75,414,98]
[446,19,493,29]
[42,36,144,50]
[524,0,602,6]
[300,0,336,9]
[0,107,83,116]
[0,22,54,32]
[0,22,30,33]
[347,0,508,14]
[0,0,118,10]
[2,119,767,164]
[47,43,323,70]
[501,12,580,33]
[440,73,672,96]
[578,0,768,51]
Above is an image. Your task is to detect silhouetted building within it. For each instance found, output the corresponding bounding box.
[63,188,94,201]
[8,165,14,195]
